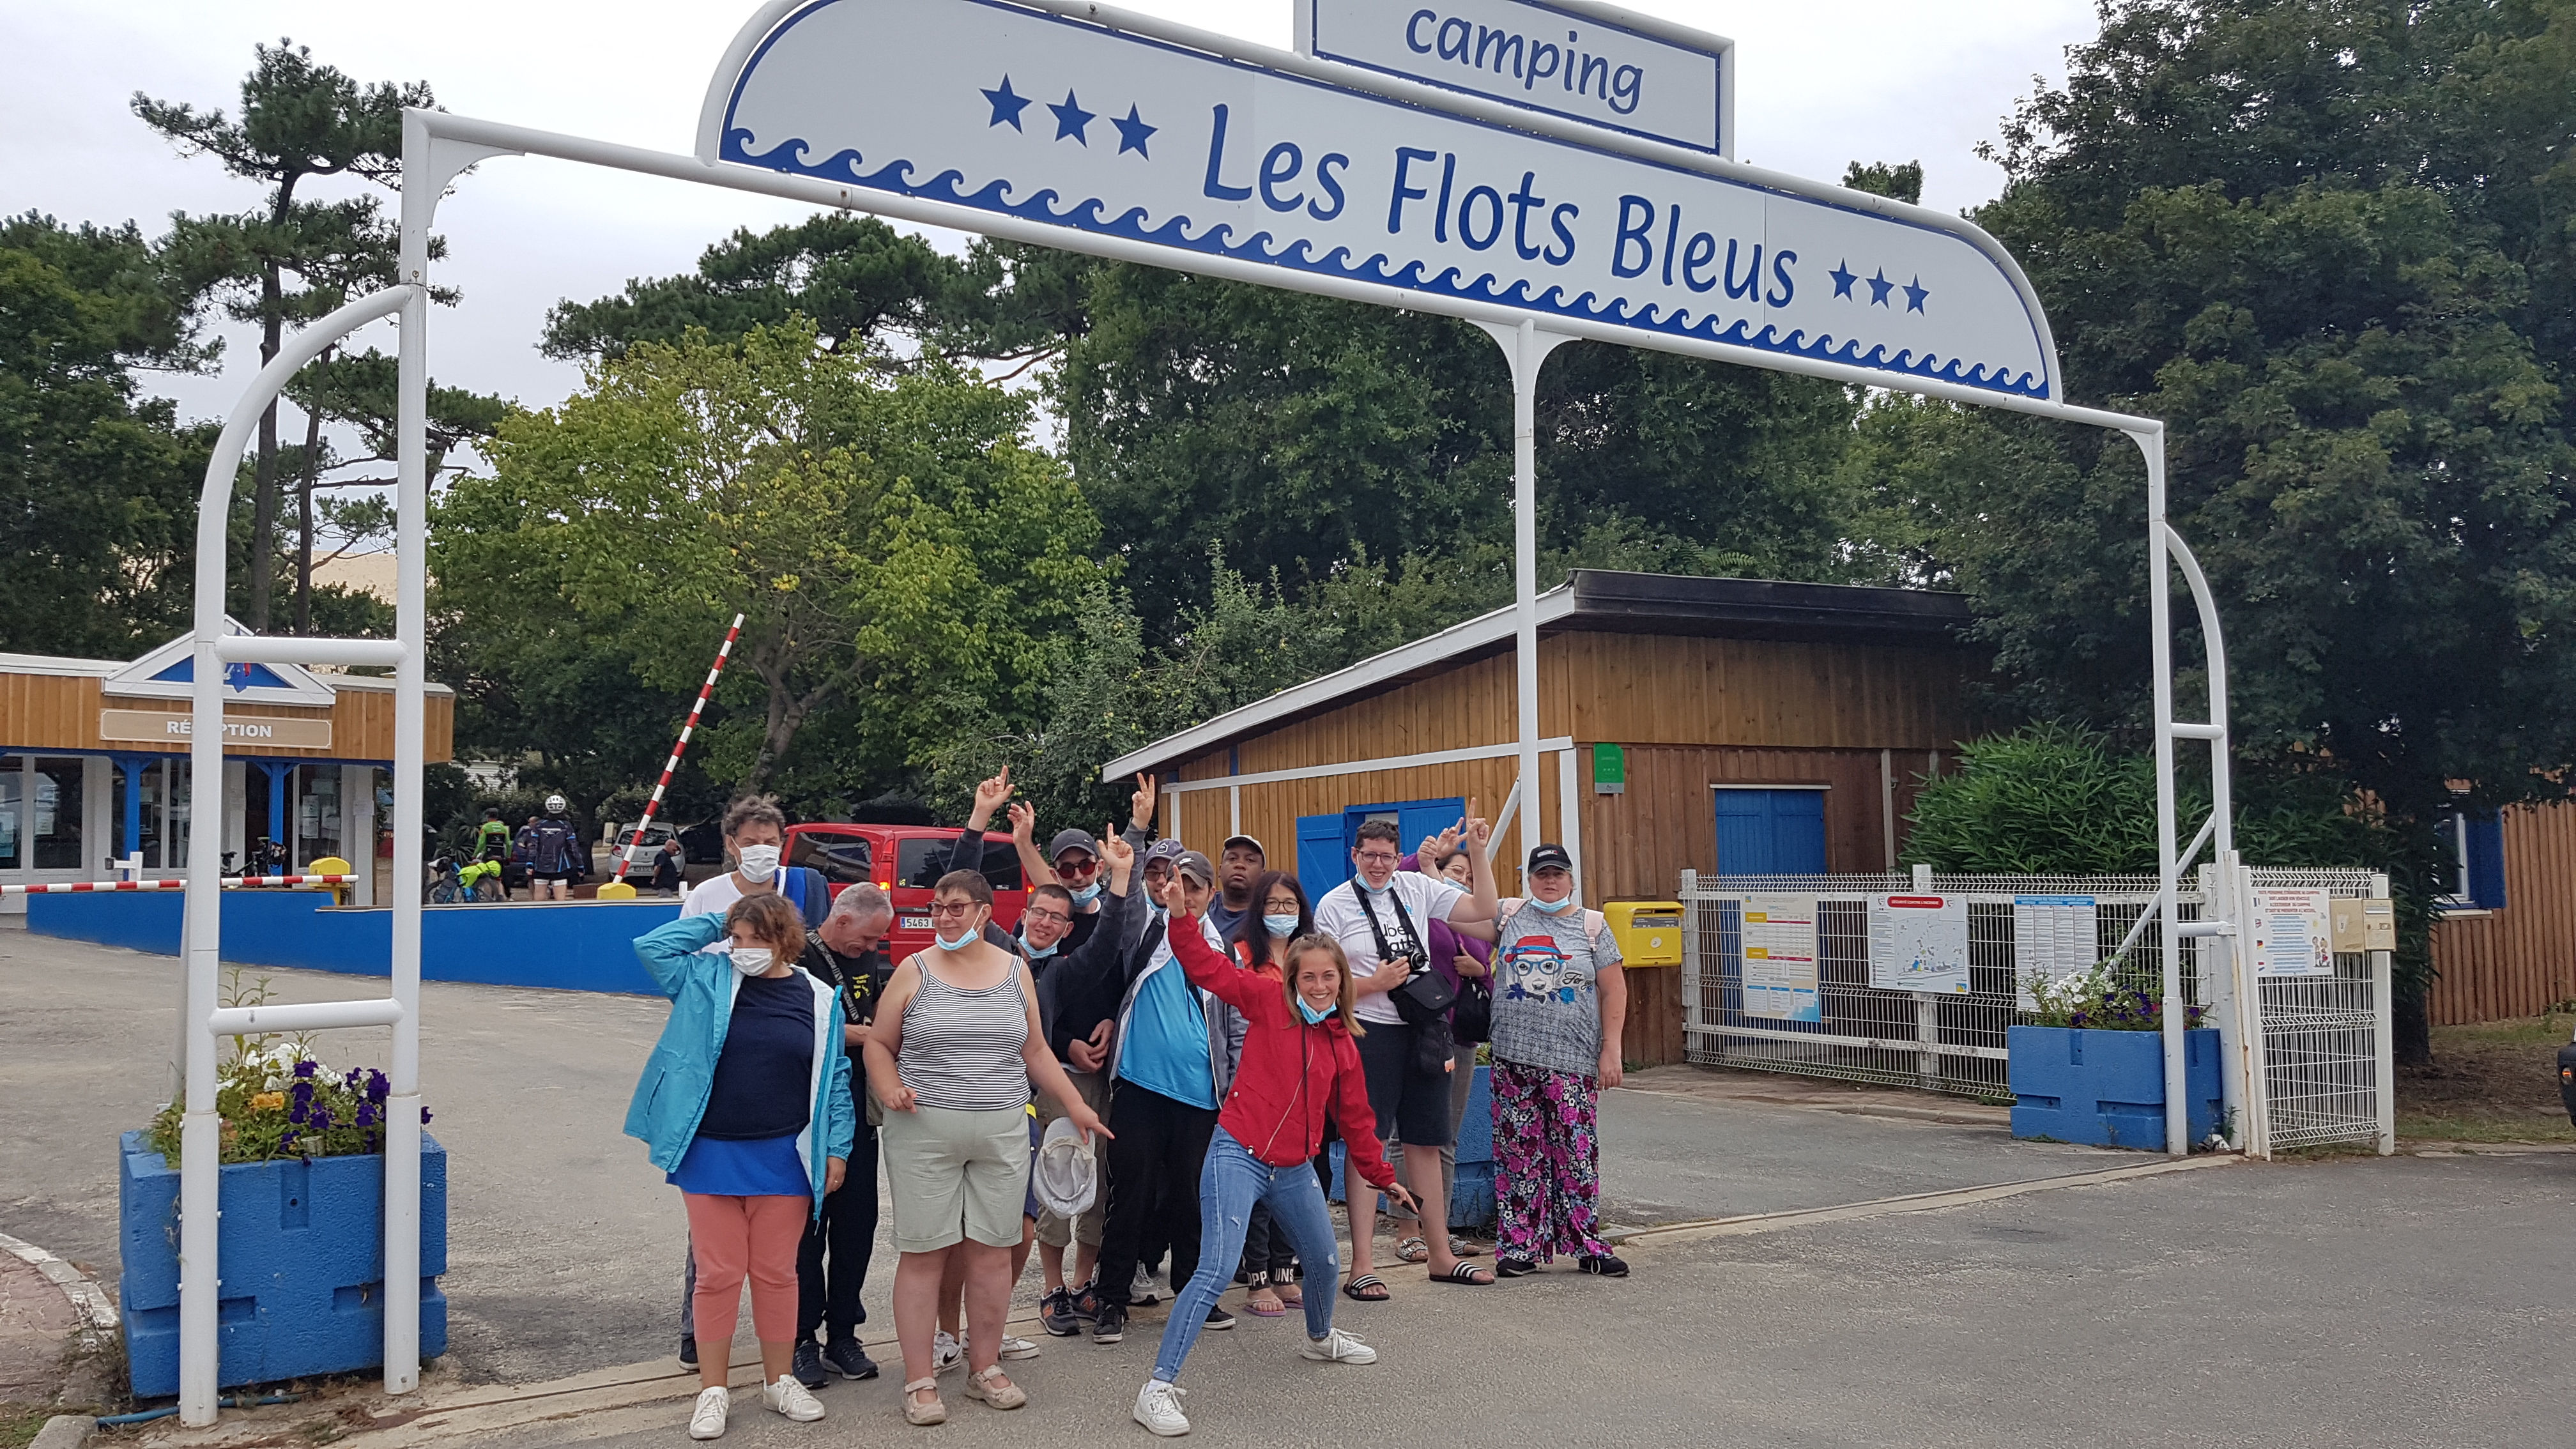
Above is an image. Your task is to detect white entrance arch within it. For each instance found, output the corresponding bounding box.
[172,0,2239,1422]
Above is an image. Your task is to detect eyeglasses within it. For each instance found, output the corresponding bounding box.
[1024,907,1073,927]
[1055,856,1100,878]
[928,900,980,919]
[1354,850,1400,866]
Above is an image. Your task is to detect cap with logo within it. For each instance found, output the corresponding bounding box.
[1220,834,1267,859]
[1142,838,1188,866]
[1174,849,1216,886]
[1525,843,1575,874]
[1046,827,1101,864]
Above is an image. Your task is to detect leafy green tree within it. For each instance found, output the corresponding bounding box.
[135,40,441,632]
[1898,0,2576,1055]
[0,214,217,656]
[436,320,1104,802]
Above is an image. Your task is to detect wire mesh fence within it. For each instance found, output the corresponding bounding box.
[1679,866,2389,1153]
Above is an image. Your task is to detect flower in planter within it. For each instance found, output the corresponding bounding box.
[250,1091,285,1112]
[145,970,428,1167]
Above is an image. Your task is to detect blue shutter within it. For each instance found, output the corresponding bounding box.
[1297,814,1349,896]
[1713,789,1827,875]
[2466,811,2508,911]
[1395,798,1468,862]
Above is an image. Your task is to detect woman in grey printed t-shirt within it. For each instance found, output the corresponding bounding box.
[1485,843,1630,1279]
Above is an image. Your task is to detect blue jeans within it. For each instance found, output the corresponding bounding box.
[1153,1127,1340,1383]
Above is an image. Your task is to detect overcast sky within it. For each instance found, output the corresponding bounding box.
[6,0,2099,454]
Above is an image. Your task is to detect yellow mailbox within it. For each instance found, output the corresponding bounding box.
[1604,901,1685,965]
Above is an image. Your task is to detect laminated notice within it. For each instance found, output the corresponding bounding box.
[1868,894,1970,995]
[1740,893,1821,1022]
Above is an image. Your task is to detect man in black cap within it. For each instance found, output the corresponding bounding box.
[1207,834,1268,943]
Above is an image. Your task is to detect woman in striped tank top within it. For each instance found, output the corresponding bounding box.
[864,868,1110,1426]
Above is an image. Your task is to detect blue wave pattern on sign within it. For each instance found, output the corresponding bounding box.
[716,1,2060,394]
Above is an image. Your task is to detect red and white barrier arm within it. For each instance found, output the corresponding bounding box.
[1,875,360,895]
[615,612,745,880]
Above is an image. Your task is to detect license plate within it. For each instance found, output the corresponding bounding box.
[901,915,932,931]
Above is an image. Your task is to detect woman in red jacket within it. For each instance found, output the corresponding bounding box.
[1128,919,1420,1438]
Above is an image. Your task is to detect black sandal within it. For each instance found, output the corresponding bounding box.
[1341,1274,1390,1301]
[1430,1262,1494,1285]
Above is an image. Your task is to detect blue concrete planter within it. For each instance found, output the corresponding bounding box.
[2009,1026,2221,1150]
[119,1130,447,1397]
[1329,1064,1494,1228]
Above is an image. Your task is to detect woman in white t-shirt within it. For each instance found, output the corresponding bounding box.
[1486,843,1629,1279]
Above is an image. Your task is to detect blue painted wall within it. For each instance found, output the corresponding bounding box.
[29,891,678,995]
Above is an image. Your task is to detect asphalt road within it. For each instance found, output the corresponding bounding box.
[10,923,2568,1447]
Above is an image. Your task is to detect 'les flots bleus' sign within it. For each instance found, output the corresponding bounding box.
[708,0,2057,399]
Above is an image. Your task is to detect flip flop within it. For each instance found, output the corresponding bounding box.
[1393,1236,1430,1263]
[1245,1292,1288,1317]
[1341,1274,1390,1301]
[1430,1262,1494,1286]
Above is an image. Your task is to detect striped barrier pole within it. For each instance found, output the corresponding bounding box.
[1,875,360,895]
[615,612,744,880]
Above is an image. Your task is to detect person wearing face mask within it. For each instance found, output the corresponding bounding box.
[1487,844,1629,1280]
[1129,924,1414,1438]
[1230,871,1313,1317]
[866,870,1111,1425]
[681,795,830,931]
[782,884,897,1390]
[1310,813,1500,1298]
[673,795,834,1370]
[1018,862,1144,1336]
[627,891,856,1440]
[1043,847,1236,1348]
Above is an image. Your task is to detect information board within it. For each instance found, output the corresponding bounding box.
[1867,893,1969,995]
[1739,893,1820,1022]
[2248,887,2334,977]
[2011,893,2099,1008]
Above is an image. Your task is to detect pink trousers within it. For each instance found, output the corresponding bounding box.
[685,1192,806,1345]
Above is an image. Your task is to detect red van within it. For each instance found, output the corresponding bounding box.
[783,824,1027,960]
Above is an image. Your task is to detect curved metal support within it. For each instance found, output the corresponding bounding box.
[178,285,421,1425]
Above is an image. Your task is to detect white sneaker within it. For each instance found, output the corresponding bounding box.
[997,1333,1041,1361]
[933,1329,965,1376]
[1300,1327,1377,1365]
[763,1374,826,1423]
[1133,1378,1190,1437]
[1131,1266,1161,1305]
[687,1385,730,1439]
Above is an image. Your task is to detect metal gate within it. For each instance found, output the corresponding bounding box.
[1678,865,2392,1156]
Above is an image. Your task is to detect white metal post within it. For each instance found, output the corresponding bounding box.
[175,284,419,1427]
[1475,319,1574,889]
[1556,746,1583,907]
[2370,870,2395,1155]
[2141,425,2189,1157]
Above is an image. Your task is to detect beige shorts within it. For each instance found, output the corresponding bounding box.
[1032,1070,1110,1250]
[878,1101,1031,1253]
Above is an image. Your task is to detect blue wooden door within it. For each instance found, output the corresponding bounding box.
[1296,814,1349,896]
[1712,788,1827,875]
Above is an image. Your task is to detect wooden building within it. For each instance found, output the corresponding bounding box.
[0,619,453,909]
[1102,570,1987,1062]
[2425,802,2576,1025]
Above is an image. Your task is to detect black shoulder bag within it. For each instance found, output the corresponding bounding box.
[1361,887,1456,1076]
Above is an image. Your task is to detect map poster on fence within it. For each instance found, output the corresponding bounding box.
[2011,894,2099,1009]
[2249,887,2334,977]
[1867,894,1970,995]
[1740,893,1821,1022]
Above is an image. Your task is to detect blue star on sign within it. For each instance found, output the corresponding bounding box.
[1112,103,1156,157]
[1830,260,1858,299]
[1866,268,1896,307]
[1903,275,1931,313]
[1048,89,1096,144]
[981,75,1031,131]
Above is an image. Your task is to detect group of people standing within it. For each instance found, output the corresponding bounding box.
[623,770,1630,1439]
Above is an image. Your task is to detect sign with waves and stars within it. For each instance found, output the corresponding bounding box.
[704,0,2058,399]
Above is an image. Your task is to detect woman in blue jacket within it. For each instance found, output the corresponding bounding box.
[631,891,857,1441]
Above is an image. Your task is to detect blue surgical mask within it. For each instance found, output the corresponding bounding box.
[1264,913,1300,937]
[1025,940,1059,961]
[1297,997,1336,1025]
[935,928,978,952]
[1531,894,1576,915]
[1068,882,1102,905]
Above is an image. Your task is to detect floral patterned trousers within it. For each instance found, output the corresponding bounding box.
[1491,1059,1609,1263]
